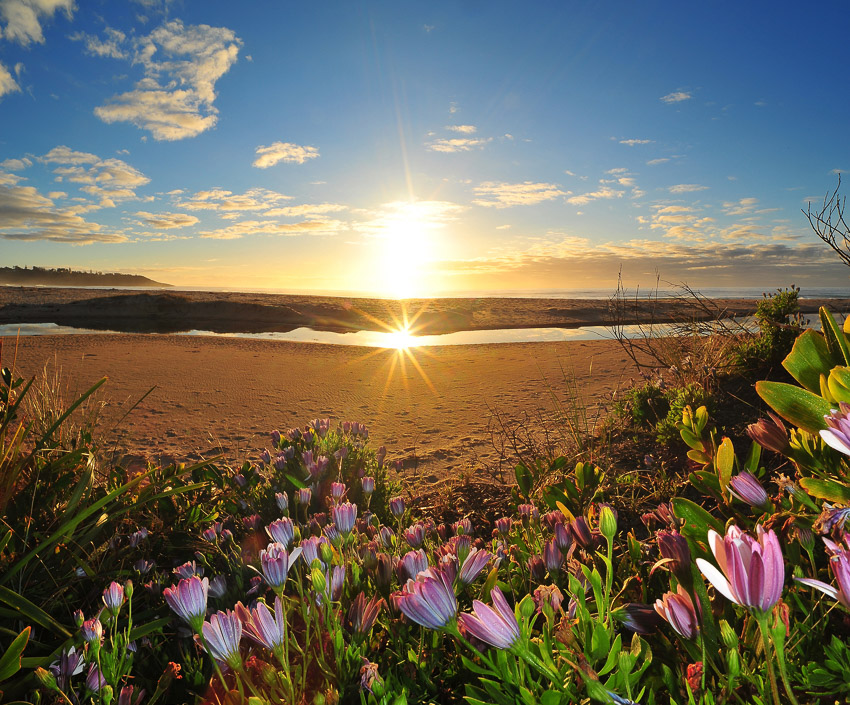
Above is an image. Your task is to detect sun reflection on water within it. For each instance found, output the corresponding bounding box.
[384,326,418,350]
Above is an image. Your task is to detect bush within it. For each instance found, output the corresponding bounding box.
[735,285,803,368]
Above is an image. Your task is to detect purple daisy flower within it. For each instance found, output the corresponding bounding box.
[458,586,520,649]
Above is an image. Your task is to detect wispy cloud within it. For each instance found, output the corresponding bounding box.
[199,218,345,240]
[179,187,291,212]
[566,186,623,206]
[135,211,199,229]
[620,138,653,146]
[427,137,491,153]
[660,91,692,104]
[473,181,567,208]
[722,197,759,216]
[93,20,242,140]
[71,27,128,59]
[446,124,476,134]
[253,141,319,168]
[264,202,346,217]
[669,183,708,194]
[646,157,670,166]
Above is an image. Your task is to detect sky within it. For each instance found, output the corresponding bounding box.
[1,0,849,297]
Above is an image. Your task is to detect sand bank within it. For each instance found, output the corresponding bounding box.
[2,287,848,335]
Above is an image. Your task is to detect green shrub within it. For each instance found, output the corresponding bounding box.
[735,285,803,368]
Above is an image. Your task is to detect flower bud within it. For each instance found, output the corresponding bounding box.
[124,579,134,600]
[73,609,85,628]
[311,567,327,594]
[719,619,738,649]
[320,542,335,566]
[519,594,535,621]
[35,667,58,691]
[101,685,114,705]
[599,505,617,541]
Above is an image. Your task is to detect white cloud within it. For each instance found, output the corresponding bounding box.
[0,61,19,98]
[566,186,623,206]
[41,145,100,165]
[263,202,346,217]
[446,124,476,134]
[200,218,345,240]
[0,0,74,46]
[620,139,653,146]
[0,156,30,170]
[722,197,759,216]
[427,137,491,153]
[252,141,319,168]
[646,158,669,166]
[71,27,128,59]
[473,181,567,208]
[136,210,199,229]
[660,91,692,104]
[0,183,127,243]
[37,145,150,210]
[93,20,242,140]
[668,183,708,194]
[180,187,291,212]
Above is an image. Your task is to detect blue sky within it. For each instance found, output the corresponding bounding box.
[1,0,848,296]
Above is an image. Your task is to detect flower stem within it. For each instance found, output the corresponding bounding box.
[755,614,781,705]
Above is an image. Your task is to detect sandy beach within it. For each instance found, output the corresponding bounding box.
[4,333,638,483]
[4,288,849,484]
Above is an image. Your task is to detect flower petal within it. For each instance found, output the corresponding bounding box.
[696,558,739,605]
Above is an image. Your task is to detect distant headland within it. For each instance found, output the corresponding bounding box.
[0,266,171,288]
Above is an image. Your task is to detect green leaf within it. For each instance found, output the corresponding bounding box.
[687,449,711,465]
[590,621,610,662]
[671,498,724,537]
[0,627,29,681]
[715,437,735,492]
[820,307,850,366]
[679,428,704,451]
[755,381,832,433]
[0,588,70,638]
[799,477,850,503]
[743,441,762,474]
[540,691,562,705]
[127,617,170,643]
[515,463,533,498]
[783,329,834,393]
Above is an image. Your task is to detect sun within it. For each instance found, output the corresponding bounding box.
[372,201,445,299]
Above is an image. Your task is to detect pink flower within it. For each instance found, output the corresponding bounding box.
[795,540,850,609]
[654,584,700,639]
[200,610,243,670]
[394,566,457,630]
[332,502,357,535]
[237,596,287,655]
[164,576,209,633]
[259,543,302,589]
[728,472,770,509]
[102,581,125,616]
[821,403,850,455]
[266,518,295,548]
[458,586,520,649]
[696,524,784,612]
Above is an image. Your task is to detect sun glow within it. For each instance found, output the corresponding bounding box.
[366,200,460,299]
[384,325,418,350]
